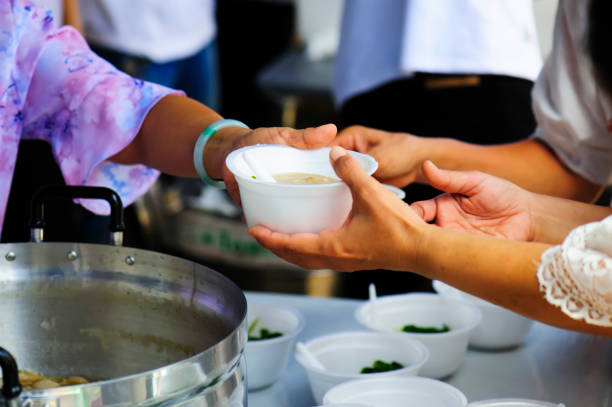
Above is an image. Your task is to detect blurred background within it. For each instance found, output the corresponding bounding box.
[35,0,560,299]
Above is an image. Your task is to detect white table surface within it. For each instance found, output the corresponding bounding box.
[245,291,612,407]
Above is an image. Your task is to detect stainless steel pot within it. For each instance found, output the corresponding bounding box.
[0,186,247,407]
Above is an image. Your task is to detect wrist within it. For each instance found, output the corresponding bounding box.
[409,223,441,278]
[411,136,456,183]
[526,191,541,242]
[201,124,251,181]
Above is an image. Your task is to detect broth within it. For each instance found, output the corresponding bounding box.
[273,172,338,184]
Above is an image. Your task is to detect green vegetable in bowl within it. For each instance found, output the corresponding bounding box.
[248,318,283,341]
[360,360,404,374]
[400,323,451,333]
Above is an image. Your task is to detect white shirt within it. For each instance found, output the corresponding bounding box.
[532,0,612,186]
[80,0,216,63]
[333,0,543,106]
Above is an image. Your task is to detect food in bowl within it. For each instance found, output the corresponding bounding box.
[0,370,91,389]
[360,360,404,374]
[225,145,378,234]
[400,323,451,333]
[295,331,429,404]
[273,172,339,184]
[247,317,283,341]
[245,301,305,390]
[355,293,481,379]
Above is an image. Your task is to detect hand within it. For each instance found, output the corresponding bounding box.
[411,161,534,241]
[214,124,338,206]
[333,125,425,187]
[248,146,429,271]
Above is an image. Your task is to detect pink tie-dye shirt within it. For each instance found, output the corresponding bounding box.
[0,0,180,235]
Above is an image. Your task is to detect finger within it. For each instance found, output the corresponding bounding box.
[331,132,368,152]
[410,199,438,222]
[329,146,378,193]
[421,160,483,196]
[222,166,242,208]
[248,226,329,269]
[282,123,337,149]
[332,126,381,151]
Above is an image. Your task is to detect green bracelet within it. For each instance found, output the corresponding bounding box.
[193,119,250,189]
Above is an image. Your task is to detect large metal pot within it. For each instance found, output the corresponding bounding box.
[0,186,247,407]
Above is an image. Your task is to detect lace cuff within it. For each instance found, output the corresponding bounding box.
[537,216,612,327]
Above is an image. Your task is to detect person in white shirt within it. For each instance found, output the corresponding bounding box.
[79,0,219,108]
[334,0,542,202]
[250,0,612,336]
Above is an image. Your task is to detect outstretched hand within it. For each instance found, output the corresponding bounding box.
[411,161,534,241]
[249,146,428,271]
[332,125,425,187]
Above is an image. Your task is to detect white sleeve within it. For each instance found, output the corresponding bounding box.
[531,1,612,186]
[538,216,612,327]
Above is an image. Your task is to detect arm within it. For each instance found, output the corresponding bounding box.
[418,227,610,336]
[335,126,603,202]
[410,161,612,244]
[111,95,337,203]
[250,147,612,336]
[529,192,612,243]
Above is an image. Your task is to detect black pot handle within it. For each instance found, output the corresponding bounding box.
[29,185,126,246]
[0,347,22,401]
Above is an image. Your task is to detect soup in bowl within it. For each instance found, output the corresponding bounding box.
[225,145,378,234]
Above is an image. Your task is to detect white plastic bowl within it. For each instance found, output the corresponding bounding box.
[245,301,305,390]
[296,331,429,404]
[323,376,468,407]
[433,281,533,350]
[225,145,377,234]
[355,293,481,379]
[382,184,406,199]
[467,399,565,407]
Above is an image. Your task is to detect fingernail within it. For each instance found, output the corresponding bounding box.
[330,146,347,161]
[319,123,337,132]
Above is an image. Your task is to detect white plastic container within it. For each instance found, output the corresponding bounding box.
[323,376,468,407]
[468,399,565,407]
[433,281,534,349]
[225,145,378,234]
[382,184,406,199]
[355,293,481,379]
[245,301,305,390]
[295,331,429,404]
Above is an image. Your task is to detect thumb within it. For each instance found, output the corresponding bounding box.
[295,123,337,148]
[421,160,482,196]
[410,199,438,222]
[330,146,376,193]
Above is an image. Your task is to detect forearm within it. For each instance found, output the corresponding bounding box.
[111,95,249,178]
[418,137,602,202]
[529,193,612,244]
[415,226,611,336]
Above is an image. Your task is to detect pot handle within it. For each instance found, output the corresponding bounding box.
[29,185,126,246]
[0,347,22,402]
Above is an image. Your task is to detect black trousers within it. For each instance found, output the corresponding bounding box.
[335,73,537,298]
[1,140,142,245]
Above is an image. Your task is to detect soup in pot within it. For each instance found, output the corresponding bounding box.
[0,370,91,389]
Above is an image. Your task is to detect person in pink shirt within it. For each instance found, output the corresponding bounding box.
[0,0,336,240]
